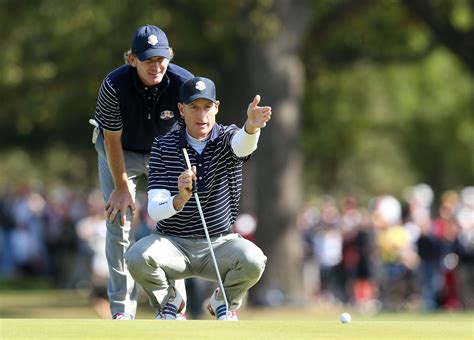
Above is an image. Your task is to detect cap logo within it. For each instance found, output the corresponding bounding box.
[195,81,206,91]
[148,35,158,46]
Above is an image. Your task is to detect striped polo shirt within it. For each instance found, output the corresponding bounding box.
[148,124,250,237]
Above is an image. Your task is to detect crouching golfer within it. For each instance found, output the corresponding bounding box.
[125,76,270,320]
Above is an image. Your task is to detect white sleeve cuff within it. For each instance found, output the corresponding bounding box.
[147,189,179,222]
[231,126,261,157]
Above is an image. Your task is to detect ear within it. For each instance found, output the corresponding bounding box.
[128,54,137,67]
[214,100,220,115]
[178,103,185,118]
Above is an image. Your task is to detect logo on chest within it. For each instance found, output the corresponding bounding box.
[160,110,175,120]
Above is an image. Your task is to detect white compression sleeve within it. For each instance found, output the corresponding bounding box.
[147,189,180,222]
[231,127,261,157]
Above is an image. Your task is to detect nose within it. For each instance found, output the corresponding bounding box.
[149,60,163,71]
[196,108,208,118]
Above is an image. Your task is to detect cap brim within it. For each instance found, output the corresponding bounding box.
[184,94,217,105]
[137,48,170,61]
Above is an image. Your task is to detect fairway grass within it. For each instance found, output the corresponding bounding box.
[1,289,473,339]
[2,318,473,339]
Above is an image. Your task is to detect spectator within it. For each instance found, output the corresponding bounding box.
[456,187,474,308]
[340,197,378,311]
[372,195,418,310]
[312,196,343,303]
[75,189,109,318]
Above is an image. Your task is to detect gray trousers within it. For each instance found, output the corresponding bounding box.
[94,131,188,317]
[124,232,267,310]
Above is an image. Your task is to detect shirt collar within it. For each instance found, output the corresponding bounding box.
[178,124,221,149]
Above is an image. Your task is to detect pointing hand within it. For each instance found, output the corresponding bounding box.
[245,95,272,133]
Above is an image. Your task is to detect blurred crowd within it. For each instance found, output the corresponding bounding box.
[0,182,473,315]
[298,184,474,313]
[0,184,156,318]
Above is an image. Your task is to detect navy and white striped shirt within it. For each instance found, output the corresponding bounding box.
[148,124,250,237]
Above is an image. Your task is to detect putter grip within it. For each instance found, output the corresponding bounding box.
[182,148,196,193]
[182,148,192,170]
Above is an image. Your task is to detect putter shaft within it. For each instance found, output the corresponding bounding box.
[182,148,230,319]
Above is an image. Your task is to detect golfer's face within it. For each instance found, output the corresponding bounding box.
[135,56,169,87]
[182,99,219,140]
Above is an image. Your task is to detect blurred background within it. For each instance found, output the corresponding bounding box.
[0,0,473,319]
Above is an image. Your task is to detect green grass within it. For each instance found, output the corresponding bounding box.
[2,318,473,339]
[1,290,473,339]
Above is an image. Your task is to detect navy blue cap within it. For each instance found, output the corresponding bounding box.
[180,77,217,104]
[131,25,170,61]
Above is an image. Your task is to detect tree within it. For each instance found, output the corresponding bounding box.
[402,0,474,74]
[239,0,311,303]
[301,0,473,197]
[0,0,472,305]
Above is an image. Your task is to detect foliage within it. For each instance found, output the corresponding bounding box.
[0,0,472,198]
[302,0,473,200]
[0,147,97,189]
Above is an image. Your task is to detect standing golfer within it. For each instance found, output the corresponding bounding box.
[92,24,193,320]
[125,76,270,320]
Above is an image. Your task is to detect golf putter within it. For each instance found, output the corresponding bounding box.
[182,148,230,320]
